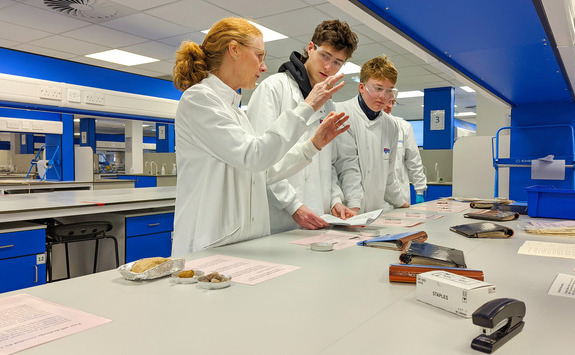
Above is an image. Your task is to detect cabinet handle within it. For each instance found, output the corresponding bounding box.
[0,244,14,249]
[34,265,38,283]
[147,223,160,227]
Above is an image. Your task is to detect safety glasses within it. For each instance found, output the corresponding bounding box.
[313,43,345,69]
[364,83,398,101]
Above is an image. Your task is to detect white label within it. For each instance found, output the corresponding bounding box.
[430,110,445,130]
[21,135,26,144]
[158,125,165,140]
[81,131,87,144]
[36,253,46,265]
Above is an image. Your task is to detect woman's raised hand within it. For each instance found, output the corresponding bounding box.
[310,111,350,150]
[304,73,345,111]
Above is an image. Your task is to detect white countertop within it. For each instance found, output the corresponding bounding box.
[0,186,175,222]
[2,207,573,354]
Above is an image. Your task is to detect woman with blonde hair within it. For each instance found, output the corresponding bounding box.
[171,18,349,254]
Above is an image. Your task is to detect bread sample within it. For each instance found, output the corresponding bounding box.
[131,257,169,273]
[177,269,195,278]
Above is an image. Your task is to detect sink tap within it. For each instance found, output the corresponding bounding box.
[150,161,158,176]
[144,161,151,175]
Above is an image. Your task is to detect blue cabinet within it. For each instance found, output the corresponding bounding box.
[124,212,173,262]
[118,175,157,188]
[0,223,46,293]
[410,183,453,203]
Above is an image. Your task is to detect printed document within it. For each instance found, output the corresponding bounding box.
[320,209,383,226]
[548,273,575,298]
[185,255,300,286]
[290,230,371,250]
[0,294,110,354]
[518,240,575,259]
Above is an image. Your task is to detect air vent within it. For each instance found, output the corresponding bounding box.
[44,0,118,19]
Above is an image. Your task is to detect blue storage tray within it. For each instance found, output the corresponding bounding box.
[526,185,575,219]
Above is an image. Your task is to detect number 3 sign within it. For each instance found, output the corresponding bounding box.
[430,110,445,130]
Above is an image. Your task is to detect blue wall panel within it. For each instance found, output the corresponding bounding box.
[508,102,575,200]
[0,48,181,101]
[357,0,571,105]
[423,87,454,149]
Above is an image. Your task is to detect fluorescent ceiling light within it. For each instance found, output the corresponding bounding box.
[85,49,159,66]
[202,21,287,42]
[397,90,424,99]
[337,62,361,75]
[73,118,80,122]
[240,105,248,111]
[460,86,476,93]
[454,112,477,117]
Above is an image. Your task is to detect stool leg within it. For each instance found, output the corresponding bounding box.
[111,237,120,267]
[94,239,100,273]
[46,243,52,283]
[64,242,71,280]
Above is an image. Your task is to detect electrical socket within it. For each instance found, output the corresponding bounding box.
[39,86,62,101]
[85,91,105,105]
[67,89,81,103]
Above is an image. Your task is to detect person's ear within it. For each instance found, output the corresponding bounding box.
[228,41,240,61]
[307,41,314,56]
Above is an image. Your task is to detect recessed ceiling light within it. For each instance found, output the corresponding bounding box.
[337,62,361,75]
[460,86,476,93]
[240,105,249,111]
[397,90,424,99]
[454,112,477,117]
[85,49,159,66]
[73,118,80,122]
[202,21,288,42]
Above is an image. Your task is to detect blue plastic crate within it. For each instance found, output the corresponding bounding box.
[526,186,575,220]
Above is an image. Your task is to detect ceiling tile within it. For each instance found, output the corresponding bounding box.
[264,38,307,61]
[12,43,77,60]
[144,0,235,32]
[64,25,149,48]
[110,0,181,11]
[158,31,206,47]
[207,0,309,19]
[256,7,329,38]
[121,41,178,61]
[0,21,50,42]
[136,60,175,74]
[0,37,18,47]
[27,34,110,55]
[314,3,362,26]
[0,2,90,33]
[352,43,400,63]
[353,24,392,43]
[101,13,190,40]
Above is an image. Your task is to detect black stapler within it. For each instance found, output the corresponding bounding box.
[471,298,526,353]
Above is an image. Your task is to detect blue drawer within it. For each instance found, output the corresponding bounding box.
[118,175,157,188]
[125,212,174,237]
[125,232,172,263]
[0,228,46,260]
[0,254,46,293]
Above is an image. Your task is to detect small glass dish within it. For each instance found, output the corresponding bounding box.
[171,269,205,284]
[197,274,232,290]
[310,242,334,252]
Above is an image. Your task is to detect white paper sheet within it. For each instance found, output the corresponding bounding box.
[531,156,565,180]
[518,241,575,259]
[184,255,300,286]
[381,211,443,220]
[290,231,371,250]
[320,209,383,226]
[410,200,469,213]
[548,273,575,298]
[0,294,110,354]
[369,217,422,228]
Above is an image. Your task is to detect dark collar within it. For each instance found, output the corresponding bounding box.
[358,93,380,120]
[278,51,313,99]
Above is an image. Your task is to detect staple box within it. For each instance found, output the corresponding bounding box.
[416,271,496,318]
[526,185,575,220]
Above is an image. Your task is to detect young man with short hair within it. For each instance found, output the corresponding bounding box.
[248,20,362,233]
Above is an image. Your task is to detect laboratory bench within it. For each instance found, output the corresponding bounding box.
[1,205,573,354]
[0,187,176,291]
[0,178,135,194]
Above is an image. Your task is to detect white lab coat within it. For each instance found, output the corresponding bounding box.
[334,96,405,212]
[172,74,319,254]
[392,115,427,202]
[247,72,363,233]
